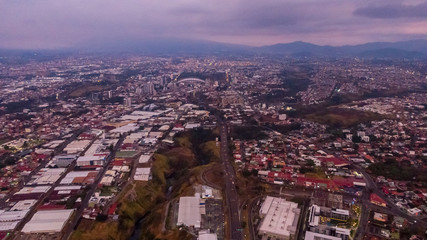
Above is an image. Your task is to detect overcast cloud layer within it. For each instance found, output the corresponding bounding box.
[1,0,427,49]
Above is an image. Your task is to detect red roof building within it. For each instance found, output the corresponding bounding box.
[370,193,387,207]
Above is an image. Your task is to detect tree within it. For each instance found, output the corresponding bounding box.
[306,159,315,167]
[354,143,359,151]
[96,214,108,222]
[250,169,258,176]
[242,169,251,178]
[352,135,361,143]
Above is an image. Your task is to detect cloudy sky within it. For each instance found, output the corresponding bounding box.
[1,0,427,49]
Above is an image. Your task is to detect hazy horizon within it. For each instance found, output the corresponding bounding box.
[1,0,427,50]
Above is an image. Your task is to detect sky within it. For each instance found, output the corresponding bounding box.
[1,0,427,49]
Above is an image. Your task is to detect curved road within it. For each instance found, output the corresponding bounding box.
[355,165,427,235]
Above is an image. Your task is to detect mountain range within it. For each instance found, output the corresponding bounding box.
[257,39,427,58]
[1,39,427,59]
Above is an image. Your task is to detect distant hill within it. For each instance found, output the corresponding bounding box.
[257,39,427,59]
[76,38,427,59]
[1,39,427,59]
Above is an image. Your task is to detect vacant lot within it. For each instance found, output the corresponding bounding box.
[69,84,106,97]
[306,107,384,127]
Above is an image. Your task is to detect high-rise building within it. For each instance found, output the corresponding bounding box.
[91,92,101,104]
[136,87,143,95]
[143,82,156,96]
[124,97,132,107]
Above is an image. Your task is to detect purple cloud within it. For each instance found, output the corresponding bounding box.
[0,0,426,49]
[354,1,427,19]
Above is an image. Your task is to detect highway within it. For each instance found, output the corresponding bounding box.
[218,120,243,240]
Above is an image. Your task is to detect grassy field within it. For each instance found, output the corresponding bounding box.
[71,220,121,240]
[203,162,225,189]
[71,154,171,240]
[306,107,385,127]
[200,141,220,162]
[305,168,328,179]
[69,85,105,97]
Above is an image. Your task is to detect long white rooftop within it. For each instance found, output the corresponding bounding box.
[177,194,201,228]
[258,196,300,239]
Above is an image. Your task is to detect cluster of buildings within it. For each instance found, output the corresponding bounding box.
[0,52,426,240]
[304,191,355,240]
[176,185,224,240]
[233,133,366,194]
[253,193,355,240]
[0,92,220,239]
[298,62,426,105]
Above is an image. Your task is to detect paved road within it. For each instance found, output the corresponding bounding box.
[0,128,86,209]
[218,120,242,240]
[61,135,125,240]
[354,188,370,240]
[11,128,88,240]
[247,196,262,240]
[354,165,427,237]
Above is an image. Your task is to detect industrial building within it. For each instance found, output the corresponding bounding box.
[305,205,351,240]
[134,168,151,181]
[27,168,66,185]
[10,199,37,211]
[258,196,301,240]
[60,171,99,185]
[177,194,202,229]
[22,209,74,233]
[198,230,218,240]
[50,155,78,167]
[76,155,106,166]
[11,186,51,201]
[138,154,151,163]
[0,210,29,231]
[304,226,350,240]
[63,140,92,154]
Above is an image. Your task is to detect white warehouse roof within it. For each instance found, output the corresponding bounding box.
[138,154,151,163]
[0,210,29,222]
[77,155,105,161]
[134,168,151,181]
[22,209,74,233]
[15,186,51,195]
[10,200,37,211]
[198,233,218,240]
[0,221,19,231]
[258,196,300,239]
[177,195,201,228]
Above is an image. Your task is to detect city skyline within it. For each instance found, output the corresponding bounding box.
[1,0,427,49]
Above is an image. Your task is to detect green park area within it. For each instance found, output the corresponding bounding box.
[306,107,384,127]
[71,128,220,240]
